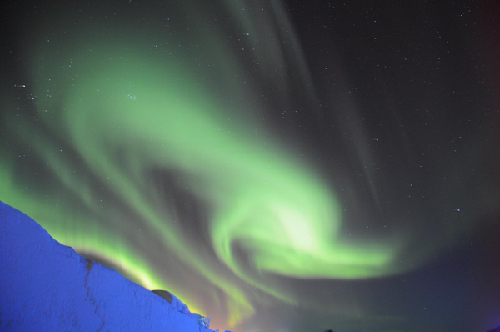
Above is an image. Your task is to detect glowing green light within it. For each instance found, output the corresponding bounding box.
[0,1,404,329]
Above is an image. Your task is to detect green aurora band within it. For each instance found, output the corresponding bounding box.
[0,0,414,328]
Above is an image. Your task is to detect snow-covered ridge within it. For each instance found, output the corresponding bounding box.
[0,201,229,332]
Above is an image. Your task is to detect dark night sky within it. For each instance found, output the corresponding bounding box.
[1,1,499,331]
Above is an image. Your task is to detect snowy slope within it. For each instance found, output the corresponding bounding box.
[0,201,222,332]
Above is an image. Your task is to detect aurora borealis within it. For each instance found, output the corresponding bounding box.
[1,1,500,331]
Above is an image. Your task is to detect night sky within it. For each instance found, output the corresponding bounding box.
[1,1,499,331]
